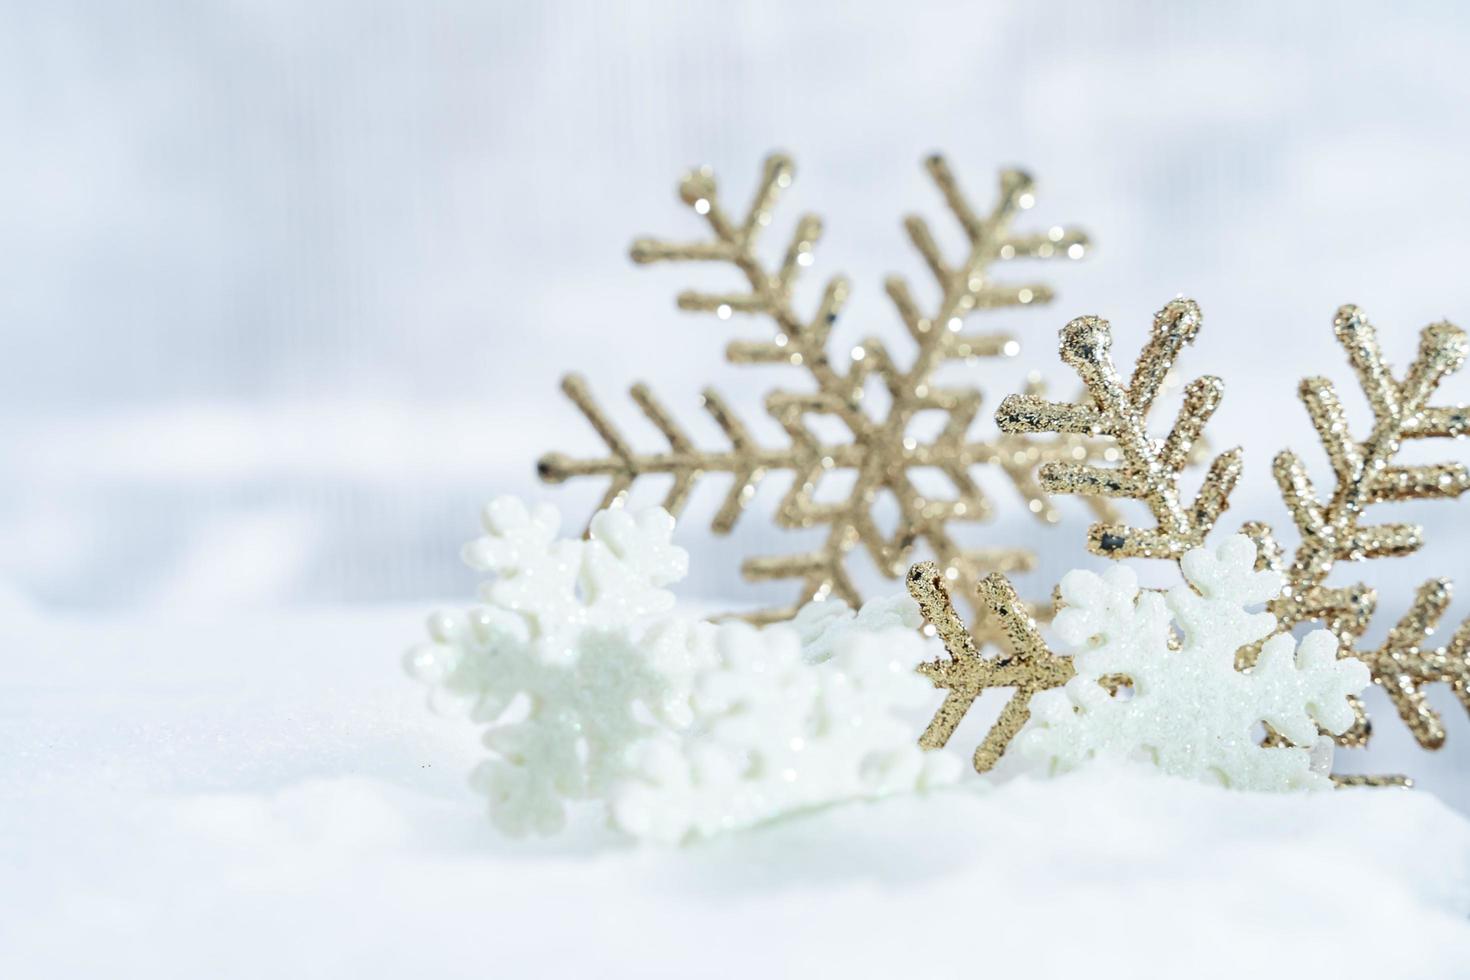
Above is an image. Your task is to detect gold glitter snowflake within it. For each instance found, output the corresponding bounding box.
[1244,305,1470,757]
[905,559,1073,773]
[539,153,1107,622]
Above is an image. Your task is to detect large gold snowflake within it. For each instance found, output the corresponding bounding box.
[539,153,1108,622]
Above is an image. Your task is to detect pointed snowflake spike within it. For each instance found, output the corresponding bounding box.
[1341,577,1470,751]
[1014,534,1372,791]
[545,152,1102,623]
[538,374,780,526]
[996,298,1242,562]
[1254,305,1470,752]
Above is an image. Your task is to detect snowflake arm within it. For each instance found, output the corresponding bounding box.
[905,560,1074,773]
[1249,630,1369,748]
[995,298,1243,560]
[537,374,788,527]
[1051,563,1171,713]
[1166,535,1281,659]
[458,498,686,666]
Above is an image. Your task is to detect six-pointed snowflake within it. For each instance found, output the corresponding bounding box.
[540,153,1107,622]
[1013,535,1370,790]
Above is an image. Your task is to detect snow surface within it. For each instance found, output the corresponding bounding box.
[5,605,1470,978]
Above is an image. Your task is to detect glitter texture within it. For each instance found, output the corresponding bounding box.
[1015,536,1368,790]
[613,609,963,844]
[406,496,960,841]
[1245,306,1470,755]
[539,153,1102,622]
[905,559,1074,772]
[995,298,1243,560]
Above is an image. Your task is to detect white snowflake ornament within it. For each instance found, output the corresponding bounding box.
[1013,535,1370,791]
[612,618,961,844]
[406,497,709,836]
[408,497,959,842]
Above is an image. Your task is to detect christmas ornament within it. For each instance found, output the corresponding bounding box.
[405,496,959,841]
[995,297,1242,560]
[539,153,1106,623]
[1014,535,1368,791]
[614,602,962,844]
[1243,306,1470,754]
[405,498,699,836]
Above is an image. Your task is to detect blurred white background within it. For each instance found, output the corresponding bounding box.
[5,1,1470,796]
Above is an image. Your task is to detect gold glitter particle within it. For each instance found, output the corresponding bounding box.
[906,560,1073,773]
[1249,306,1470,752]
[995,298,1243,561]
[1331,773,1413,789]
[540,152,1101,622]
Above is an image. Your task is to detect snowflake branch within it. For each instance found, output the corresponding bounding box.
[1356,578,1470,750]
[995,298,1243,560]
[538,374,805,527]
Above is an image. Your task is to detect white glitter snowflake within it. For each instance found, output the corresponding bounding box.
[1012,535,1370,791]
[406,497,959,840]
[612,610,962,844]
[405,498,706,835]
